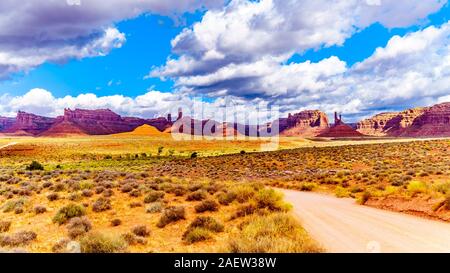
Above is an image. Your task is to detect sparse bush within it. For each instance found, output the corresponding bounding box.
[121,233,147,246]
[228,213,321,253]
[92,197,112,212]
[79,232,127,253]
[233,185,255,203]
[52,238,70,253]
[34,205,47,214]
[132,225,150,237]
[53,203,86,225]
[103,189,114,197]
[186,190,207,201]
[144,191,165,203]
[183,216,224,243]
[300,183,316,192]
[47,192,59,201]
[67,216,92,239]
[0,221,11,233]
[146,202,163,213]
[407,180,428,195]
[183,228,211,244]
[157,206,186,228]
[195,200,219,213]
[217,191,237,205]
[358,191,371,205]
[231,203,257,219]
[26,161,44,171]
[254,189,289,212]
[82,189,93,197]
[1,198,26,213]
[110,219,122,227]
[190,152,198,158]
[0,231,37,247]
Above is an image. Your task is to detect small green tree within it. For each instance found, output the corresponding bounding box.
[26,161,44,171]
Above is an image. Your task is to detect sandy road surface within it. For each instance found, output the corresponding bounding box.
[280,189,450,253]
[0,142,17,150]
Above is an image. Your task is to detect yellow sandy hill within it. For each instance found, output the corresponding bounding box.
[113,124,167,137]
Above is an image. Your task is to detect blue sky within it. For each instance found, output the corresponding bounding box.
[1,0,450,120]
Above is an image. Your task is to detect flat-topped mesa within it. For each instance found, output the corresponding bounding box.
[63,108,122,122]
[5,111,55,135]
[355,103,449,137]
[279,110,329,137]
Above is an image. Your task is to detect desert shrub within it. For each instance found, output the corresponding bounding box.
[34,205,47,214]
[79,181,94,190]
[94,186,105,194]
[79,232,127,253]
[92,197,112,212]
[1,198,26,213]
[195,200,219,213]
[144,191,165,203]
[407,181,428,195]
[67,217,92,239]
[42,181,53,188]
[358,191,371,205]
[334,186,350,198]
[0,231,37,247]
[26,161,44,171]
[0,221,11,233]
[157,206,186,228]
[228,213,321,253]
[120,184,133,193]
[300,183,316,191]
[82,189,93,197]
[132,225,150,237]
[186,190,207,201]
[47,193,59,201]
[254,189,290,212]
[172,186,187,196]
[217,191,237,205]
[129,189,141,198]
[69,192,83,201]
[146,202,163,213]
[121,233,147,246]
[233,185,255,203]
[110,219,122,227]
[191,152,198,158]
[445,194,450,210]
[183,216,224,242]
[52,238,70,253]
[103,189,114,197]
[129,202,142,208]
[53,183,66,192]
[433,182,450,195]
[183,228,212,244]
[231,203,257,219]
[53,204,86,225]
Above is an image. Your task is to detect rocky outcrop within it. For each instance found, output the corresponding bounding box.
[44,109,148,136]
[0,116,14,131]
[356,103,449,137]
[5,111,55,135]
[318,112,364,138]
[402,102,450,137]
[279,110,329,137]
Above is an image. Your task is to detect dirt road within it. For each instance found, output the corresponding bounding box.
[0,142,17,150]
[280,189,450,253]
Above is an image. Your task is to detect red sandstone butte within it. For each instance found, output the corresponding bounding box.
[318,112,364,138]
[4,111,55,135]
[278,110,329,137]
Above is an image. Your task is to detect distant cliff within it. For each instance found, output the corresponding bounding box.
[357,103,450,137]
